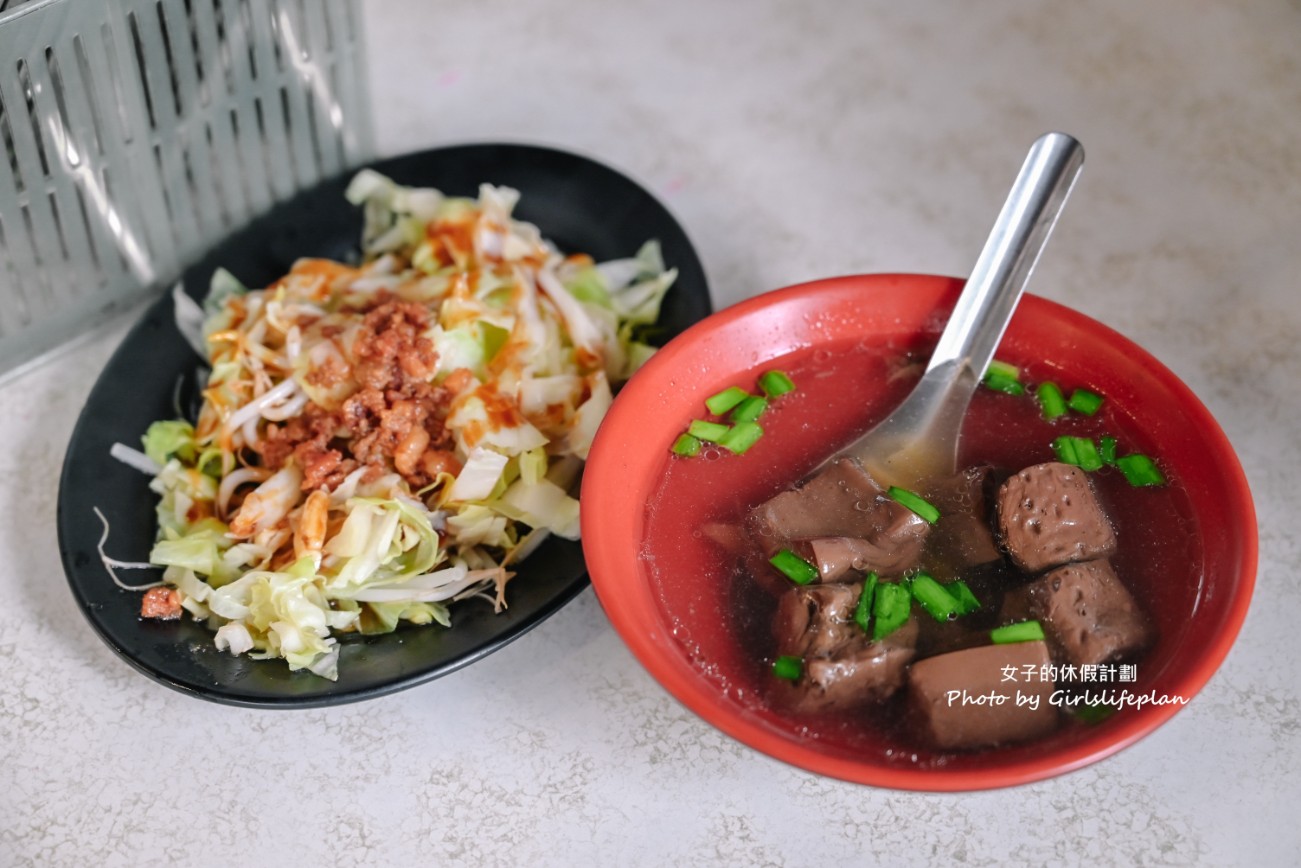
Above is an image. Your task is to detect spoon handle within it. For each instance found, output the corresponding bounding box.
[927,132,1085,378]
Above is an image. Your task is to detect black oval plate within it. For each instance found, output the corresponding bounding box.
[57,143,712,708]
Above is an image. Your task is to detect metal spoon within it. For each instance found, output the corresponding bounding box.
[846,131,1085,490]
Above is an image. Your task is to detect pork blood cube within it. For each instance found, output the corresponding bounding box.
[907,641,1059,750]
[997,461,1116,573]
[1026,559,1152,667]
[772,582,918,713]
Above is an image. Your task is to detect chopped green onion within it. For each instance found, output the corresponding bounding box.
[909,573,960,622]
[671,433,702,457]
[717,420,763,454]
[729,395,769,423]
[1072,436,1104,471]
[1068,388,1104,416]
[1036,381,1068,420]
[687,419,730,443]
[705,386,750,415]
[1052,435,1103,471]
[1052,434,1079,465]
[1116,453,1166,487]
[674,371,797,459]
[948,580,981,616]
[1099,435,1118,465]
[758,369,796,397]
[982,360,1025,395]
[1073,703,1116,724]
[990,620,1046,644]
[769,548,819,585]
[871,582,911,641]
[772,655,803,681]
[984,374,1025,396]
[854,572,878,634]
[1077,438,1104,472]
[886,486,941,524]
[986,360,1020,379]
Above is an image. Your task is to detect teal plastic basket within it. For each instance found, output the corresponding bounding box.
[0,0,374,382]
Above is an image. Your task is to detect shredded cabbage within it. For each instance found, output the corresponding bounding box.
[126,171,676,678]
[142,419,198,466]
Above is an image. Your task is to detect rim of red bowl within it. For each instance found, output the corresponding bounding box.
[582,273,1257,791]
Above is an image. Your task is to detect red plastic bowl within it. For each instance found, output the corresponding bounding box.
[581,273,1257,791]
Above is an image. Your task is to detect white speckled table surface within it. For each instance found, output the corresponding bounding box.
[4,1,1299,864]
